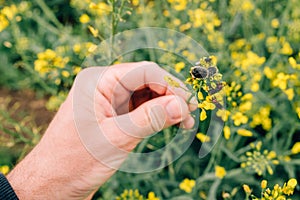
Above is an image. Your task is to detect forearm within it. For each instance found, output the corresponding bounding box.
[7,105,115,199]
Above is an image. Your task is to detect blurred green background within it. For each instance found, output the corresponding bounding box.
[0,0,300,199]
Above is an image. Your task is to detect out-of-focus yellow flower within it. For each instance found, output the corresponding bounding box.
[164,76,180,88]
[231,112,248,126]
[168,0,187,11]
[251,82,259,92]
[131,0,139,6]
[179,178,196,193]
[264,66,275,79]
[79,14,90,24]
[73,43,81,54]
[261,180,267,189]
[196,133,211,143]
[284,88,294,100]
[243,184,252,194]
[288,57,300,69]
[0,14,9,32]
[271,18,280,28]
[46,92,68,111]
[272,72,289,90]
[147,191,159,200]
[0,165,10,175]
[241,0,254,12]
[216,109,230,121]
[239,101,252,112]
[280,41,293,55]
[237,129,253,137]
[179,22,191,32]
[116,189,144,200]
[88,25,99,37]
[291,142,300,154]
[73,66,81,75]
[61,70,70,78]
[88,43,97,53]
[223,126,231,140]
[215,165,226,179]
[1,4,17,20]
[89,2,111,16]
[296,107,300,119]
[174,62,185,73]
[173,18,181,26]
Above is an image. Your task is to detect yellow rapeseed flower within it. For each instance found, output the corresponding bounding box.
[288,57,300,69]
[231,112,248,126]
[284,88,294,100]
[179,178,196,193]
[250,82,259,92]
[280,41,293,55]
[147,191,159,200]
[0,165,10,175]
[243,184,252,194]
[296,107,300,119]
[282,178,297,195]
[1,4,17,20]
[291,142,300,154]
[271,18,280,28]
[241,0,254,12]
[223,126,231,140]
[216,109,230,121]
[168,0,187,11]
[200,109,207,121]
[215,165,226,179]
[174,62,185,73]
[61,70,70,78]
[237,129,253,137]
[131,0,139,6]
[196,133,211,143]
[0,14,9,32]
[88,25,99,37]
[261,180,267,189]
[264,66,275,79]
[79,14,90,24]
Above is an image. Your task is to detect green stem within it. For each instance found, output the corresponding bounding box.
[163,128,176,182]
[34,0,64,29]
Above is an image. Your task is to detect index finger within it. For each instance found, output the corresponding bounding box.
[98,61,197,110]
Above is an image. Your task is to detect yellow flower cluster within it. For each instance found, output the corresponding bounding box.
[0,4,17,32]
[244,178,298,200]
[241,141,279,176]
[115,189,144,200]
[73,42,98,58]
[115,189,160,200]
[167,0,188,11]
[179,178,196,193]
[250,106,272,131]
[34,49,70,76]
[266,36,293,55]
[229,0,255,15]
[215,165,226,179]
[186,56,226,122]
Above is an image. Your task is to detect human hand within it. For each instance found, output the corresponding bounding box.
[7,62,196,199]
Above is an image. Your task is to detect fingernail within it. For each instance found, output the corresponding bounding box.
[166,97,182,119]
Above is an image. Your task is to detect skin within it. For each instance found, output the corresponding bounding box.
[7,62,196,199]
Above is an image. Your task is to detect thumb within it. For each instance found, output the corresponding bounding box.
[100,95,191,152]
